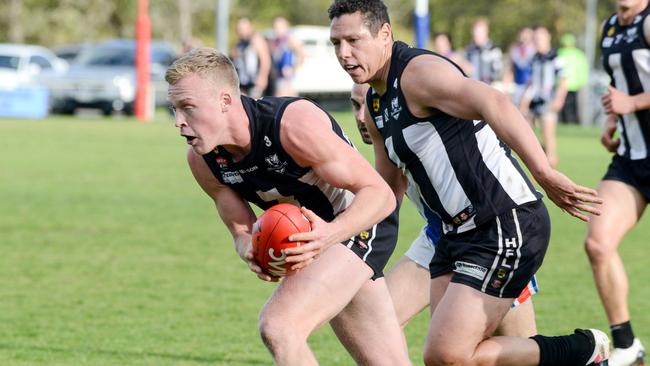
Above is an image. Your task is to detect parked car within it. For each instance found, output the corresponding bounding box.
[42,39,177,116]
[290,25,352,99]
[52,43,92,64]
[262,26,352,101]
[0,43,68,89]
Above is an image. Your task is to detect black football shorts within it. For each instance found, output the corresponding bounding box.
[429,200,550,298]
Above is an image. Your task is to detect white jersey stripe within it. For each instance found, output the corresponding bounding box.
[362,223,378,261]
[402,123,472,221]
[475,126,539,205]
[609,53,648,159]
[299,170,354,216]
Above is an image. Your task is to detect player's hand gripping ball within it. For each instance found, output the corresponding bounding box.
[252,203,311,277]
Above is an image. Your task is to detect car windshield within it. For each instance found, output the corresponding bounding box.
[76,45,175,67]
[78,47,134,66]
[0,55,20,70]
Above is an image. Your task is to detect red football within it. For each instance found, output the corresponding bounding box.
[252,203,311,277]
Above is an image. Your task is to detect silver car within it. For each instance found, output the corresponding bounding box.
[43,39,177,116]
[0,43,68,88]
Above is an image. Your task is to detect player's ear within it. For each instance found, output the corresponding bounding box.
[379,22,392,44]
[221,91,232,112]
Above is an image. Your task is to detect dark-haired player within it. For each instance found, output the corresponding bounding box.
[329,0,609,365]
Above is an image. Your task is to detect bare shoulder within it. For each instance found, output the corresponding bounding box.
[280,99,348,167]
[401,54,465,109]
[280,99,332,141]
[645,15,650,44]
[402,54,463,91]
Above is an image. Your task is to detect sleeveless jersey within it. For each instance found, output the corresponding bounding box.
[601,4,650,160]
[233,38,260,88]
[464,40,503,84]
[529,49,565,103]
[367,41,541,234]
[202,96,354,222]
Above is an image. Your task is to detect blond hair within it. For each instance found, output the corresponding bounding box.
[165,47,239,92]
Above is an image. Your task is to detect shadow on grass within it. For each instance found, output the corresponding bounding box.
[0,342,268,365]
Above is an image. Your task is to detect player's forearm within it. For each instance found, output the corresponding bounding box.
[232,231,253,262]
[632,91,650,111]
[330,184,396,243]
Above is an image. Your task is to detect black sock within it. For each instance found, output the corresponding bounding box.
[611,321,635,349]
[531,330,593,366]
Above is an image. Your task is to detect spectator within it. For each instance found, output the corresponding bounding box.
[520,26,568,168]
[432,32,471,74]
[508,27,536,106]
[464,17,503,85]
[231,17,271,98]
[268,16,305,96]
[558,33,589,124]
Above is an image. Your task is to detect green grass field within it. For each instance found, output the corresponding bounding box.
[1,112,648,365]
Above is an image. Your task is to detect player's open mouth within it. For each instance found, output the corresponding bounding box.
[183,135,197,144]
[345,64,360,72]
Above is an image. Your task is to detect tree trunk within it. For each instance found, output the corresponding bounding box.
[8,0,24,43]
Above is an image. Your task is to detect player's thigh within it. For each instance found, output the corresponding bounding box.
[586,180,646,249]
[261,244,373,333]
[429,273,452,316]
[330,277,410,365]
[497,298,537,337]
[426,282,513,354]
[386,256,431,325]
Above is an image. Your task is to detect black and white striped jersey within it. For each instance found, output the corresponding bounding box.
[464,40,503,84]
[601,4,650,160]
[528,49,565,103]
[367,41,542,234]
[202,95,354,222]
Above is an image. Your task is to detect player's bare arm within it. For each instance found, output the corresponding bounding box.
[601,112,620,153]
[186,149,277,282]
[364,103,408,203]
[279,100,396,267]
[401,55,602,221]
[551,77,568,113]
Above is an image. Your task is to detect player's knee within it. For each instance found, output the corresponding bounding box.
[584,235,614,263]
[258,311,294,352]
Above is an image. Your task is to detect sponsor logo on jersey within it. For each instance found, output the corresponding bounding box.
[265,154,288,174]
[607,26,615,37]
[222,171,244,184]
[453,261,488,280]
[491,279,503,289]
[215,156,228,168]
[238,165,258,173]
[374,115,384,129]
[451,205,475,226]
[372,98,380,112]
[391,97,402,120]
[602,37,614,48]
[359,230,369,240]
[497,268,508,279]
